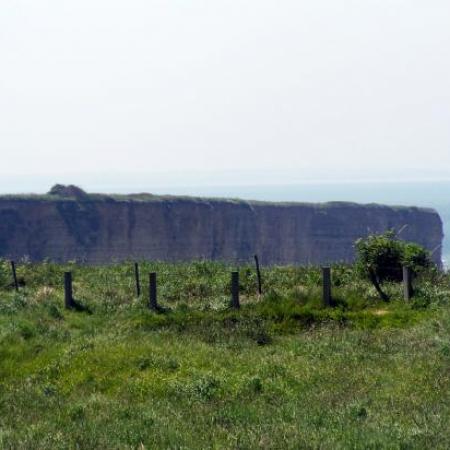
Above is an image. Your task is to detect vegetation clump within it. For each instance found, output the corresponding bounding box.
[355,231,432,300]
[48,184,89,199]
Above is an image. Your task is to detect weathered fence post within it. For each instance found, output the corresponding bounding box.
[322,267,332,307]
[64,272,75,309]
[403,266,413,301]
[231,271,240,309]
[134,262,141,297]
[10,260,19,292]
[254,254,262,296]
[149,272,158,310]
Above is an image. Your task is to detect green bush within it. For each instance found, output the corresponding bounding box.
[402,242,432,273]
[355,231,432,284]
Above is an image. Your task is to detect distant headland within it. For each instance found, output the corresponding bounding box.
[0,185,443,266]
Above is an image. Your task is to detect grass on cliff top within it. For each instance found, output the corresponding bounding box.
[0,260,449,449]
[0,190,432,211]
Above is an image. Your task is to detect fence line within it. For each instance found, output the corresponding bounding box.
[134,262,141,297]
[5,258,425,314]
[149,272,158,310]
[10,261,19,292]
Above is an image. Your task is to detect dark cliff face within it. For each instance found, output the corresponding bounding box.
[0,193,444,266]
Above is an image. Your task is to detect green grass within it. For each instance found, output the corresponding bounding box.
[0,190,433,212]
[0,260,449,449]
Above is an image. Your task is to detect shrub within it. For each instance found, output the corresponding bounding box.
[402,242,432,273]
[355,231,402,282]
[356,231,432,282]
[355,231,432,300]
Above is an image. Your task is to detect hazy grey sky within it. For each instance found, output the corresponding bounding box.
[1,0,450,183]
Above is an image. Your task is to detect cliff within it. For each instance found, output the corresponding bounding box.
[0,186,444,266]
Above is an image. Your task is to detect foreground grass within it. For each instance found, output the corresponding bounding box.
[0,261,449,449]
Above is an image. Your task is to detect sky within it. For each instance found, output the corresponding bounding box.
[1,0,450,189]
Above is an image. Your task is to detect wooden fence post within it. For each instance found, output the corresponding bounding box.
[322,267,332,307]
[149,272,158,310]
[403,266,413,301]
[254,254,262,296]
[64,272,75,309]
[10,261,19,292]
[231,271,240,309]
[134,262,141,297]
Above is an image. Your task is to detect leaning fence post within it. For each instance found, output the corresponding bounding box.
[134,262,141,297]
[10,261,19,292]
[254,254,262,296]
[64,272,75,309]
[403,266,413,301]
[149,272,158,310]
[322,267,332,307]
[231,271,240,309]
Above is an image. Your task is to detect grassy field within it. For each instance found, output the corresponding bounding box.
[0,260,449,449]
